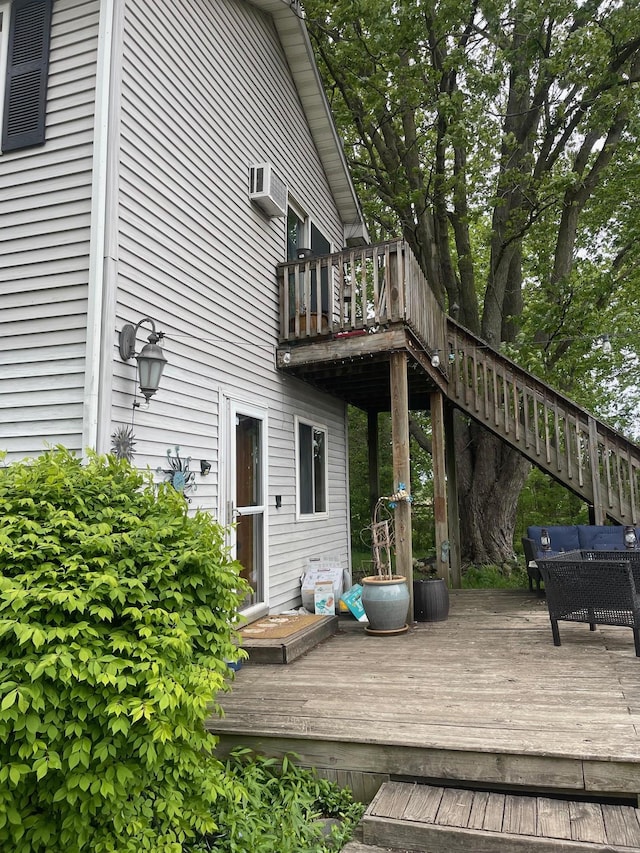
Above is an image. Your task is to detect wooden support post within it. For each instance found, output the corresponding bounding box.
[367,410,380,533]
[588,416,604,526]
[444,402,461,588]
[390,351,413,619]
[431,391,450,584]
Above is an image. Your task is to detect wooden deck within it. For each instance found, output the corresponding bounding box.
[208,590,640,804]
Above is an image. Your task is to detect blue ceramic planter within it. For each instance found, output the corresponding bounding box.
[361,575,410,634]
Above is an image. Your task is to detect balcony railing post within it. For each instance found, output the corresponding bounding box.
[388,243,402,322]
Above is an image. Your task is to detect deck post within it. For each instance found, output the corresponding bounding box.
[588,416,604,525]
[390,351,413,619]
[367,410,380,533]
[444,402,461,588]
[431,391,450,584]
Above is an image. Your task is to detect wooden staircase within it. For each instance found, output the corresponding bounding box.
[445,318,640,526]
[342,781,640,853]
[278,238,640,526]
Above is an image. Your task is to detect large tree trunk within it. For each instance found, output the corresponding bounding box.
[455,419,531,564]
[410,412,529,564]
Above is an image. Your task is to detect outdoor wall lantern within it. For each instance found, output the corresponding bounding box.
[430,350,441,368]
[624,525,638,550]
[119,317,168,403]
[200,459,212,476]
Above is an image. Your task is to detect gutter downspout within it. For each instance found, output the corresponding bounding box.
[82,0,116,455]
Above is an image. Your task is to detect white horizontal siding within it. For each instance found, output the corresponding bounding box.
[0,0,99,460]
[110,0,350,609]
[266,396,351,611]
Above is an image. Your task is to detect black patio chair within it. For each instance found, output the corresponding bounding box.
[580,549,640,587]
[521,537,543,594]
[536,550,640,656]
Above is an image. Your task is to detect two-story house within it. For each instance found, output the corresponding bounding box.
[0,0,368,620]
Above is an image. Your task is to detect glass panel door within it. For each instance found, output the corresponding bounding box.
[228,401,267,612]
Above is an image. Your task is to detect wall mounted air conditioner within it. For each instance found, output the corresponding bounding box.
[249,163,287,218]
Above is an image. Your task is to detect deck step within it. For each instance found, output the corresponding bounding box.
[341,843,421,853]
[240,614,338,664]
[362,782,640,853]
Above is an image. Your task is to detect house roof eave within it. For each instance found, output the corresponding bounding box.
[247,0,369,246]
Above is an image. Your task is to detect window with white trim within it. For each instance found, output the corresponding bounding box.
[1,0,53,153]
[297,418,328,516]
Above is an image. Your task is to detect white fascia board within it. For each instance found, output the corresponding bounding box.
[248,0,369,245]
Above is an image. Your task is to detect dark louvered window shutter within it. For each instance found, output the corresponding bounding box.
[2,0,53,152]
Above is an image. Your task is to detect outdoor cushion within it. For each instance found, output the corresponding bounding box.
[578,525,625,550]
[527,525,580,554]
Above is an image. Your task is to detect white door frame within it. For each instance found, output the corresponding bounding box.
[221,393,269,620]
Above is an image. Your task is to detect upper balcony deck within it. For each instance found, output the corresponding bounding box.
[276,238,448,411]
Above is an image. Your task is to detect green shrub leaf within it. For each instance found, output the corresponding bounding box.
[0,448,249,851]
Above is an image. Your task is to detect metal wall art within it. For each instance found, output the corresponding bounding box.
[110,425,136,462]
[157,447,196,499]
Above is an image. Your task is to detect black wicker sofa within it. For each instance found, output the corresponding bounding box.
[536,550,640,657]
[522,524,640,593]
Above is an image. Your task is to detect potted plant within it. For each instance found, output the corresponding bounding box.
[360,489,411,635]
[412,556,449,622]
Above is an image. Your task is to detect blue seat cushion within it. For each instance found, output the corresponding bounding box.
[578,525,625,550]
[527,525,580,554]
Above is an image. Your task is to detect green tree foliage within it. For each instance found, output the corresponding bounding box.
[0,449,247,853]
[306,0,640,561]
[515,469,589,546]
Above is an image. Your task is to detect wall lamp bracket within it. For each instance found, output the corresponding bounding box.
[119,318,168,403]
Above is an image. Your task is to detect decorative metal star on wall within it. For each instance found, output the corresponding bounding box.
[157,446,196,499]
[110,424,136,462]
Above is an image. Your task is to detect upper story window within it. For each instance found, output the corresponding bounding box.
[1,0,53,153]
[311,223,330,257]
[286,204,332,262]
[287,202,308,261]
[287,202,333,324]
[297,418,328,517]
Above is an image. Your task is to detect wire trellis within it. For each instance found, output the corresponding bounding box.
[360,486,413,580]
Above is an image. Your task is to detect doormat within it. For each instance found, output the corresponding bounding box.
[240,614,325,640]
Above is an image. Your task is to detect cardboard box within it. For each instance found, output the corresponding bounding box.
[340,583,367,621]
[314,581,335,615]
[301,560,345,612]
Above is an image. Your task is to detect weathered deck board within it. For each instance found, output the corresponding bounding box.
[537,796,572,839]
[209,590,640,799]
[361,782,640,852]
[603,804,640,846]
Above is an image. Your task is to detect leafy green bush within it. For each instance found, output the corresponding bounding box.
[0,448,247,853]
[188,750,364,853]
[462,563,528,589]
